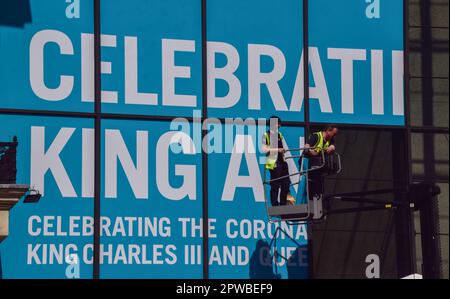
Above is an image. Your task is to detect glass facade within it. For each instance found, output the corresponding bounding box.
[2,0,445,279]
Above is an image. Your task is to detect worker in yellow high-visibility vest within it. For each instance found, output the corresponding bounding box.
[304,124,339,200]
[262,116,290,206]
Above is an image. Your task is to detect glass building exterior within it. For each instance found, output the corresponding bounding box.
[0,0,447,279]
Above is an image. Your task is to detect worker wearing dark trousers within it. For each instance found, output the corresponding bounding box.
[262,116,290,206]
[269,160,290,206]
[304,125,338,200]
[308,157,325,199]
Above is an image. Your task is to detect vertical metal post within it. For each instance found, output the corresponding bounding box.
[201,0,209,279]
[402,0,412,187]
[303,0,313,279]
[391,26,417,277]
[383,0,417,279]
[303,0,310,137]
[417,0,441,279]
[93,0,101,279]
[392,131,416,277]
[415,183,442,278]
[390,0,416,278]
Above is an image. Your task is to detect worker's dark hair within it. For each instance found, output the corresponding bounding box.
[268,115,282,126]
[324,124,338,132]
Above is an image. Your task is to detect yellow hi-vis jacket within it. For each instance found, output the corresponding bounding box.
[264,131,284,170]
[312,131,331,154]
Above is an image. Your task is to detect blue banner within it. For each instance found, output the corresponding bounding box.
[309,0,404,125]
[0,0,404,125]
[0,0,405,279]
[0,115,308,278]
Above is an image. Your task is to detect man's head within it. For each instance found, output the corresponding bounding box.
[323,124,338,140]
[268,116,282,131]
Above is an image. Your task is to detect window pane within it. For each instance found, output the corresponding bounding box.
[0,0,94,113]
[207,0,304,122]
[100,0,202,117]
[208,123,308,278]
[100,119,203,278]
[309,0,405,126]
[0,114,94,278]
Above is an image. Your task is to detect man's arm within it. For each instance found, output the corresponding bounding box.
[326,144,336,153]
[304,143,319,156]
[304,134,319,156]
[261,134,285,154]
[326,138,336,153]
